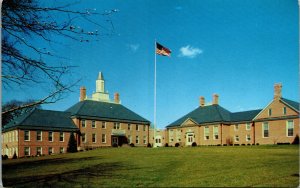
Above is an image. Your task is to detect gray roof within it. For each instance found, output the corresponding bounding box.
[167,105,263,128]
[3,109,78,132]
[167,105,232,127]
[66,100,150,124]
[231,109,262,123]
[281,98,299,111]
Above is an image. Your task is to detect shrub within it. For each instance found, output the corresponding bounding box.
[292,134,299,145]
[112,143,118,147]
[175,143,180,147]
[2,155,8,160]
[192,142,197,147]
[130,143,135,147]
[147,143,152,148]
[165,143,169,147]
[67,132,78,153]
[12,152,17,159]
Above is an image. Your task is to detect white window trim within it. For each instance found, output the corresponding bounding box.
[102,134,106,143]
[37,131,42,141]
[286,120,294,137]
[136,124,139,131]
[234,124,239,131]
[82,133,86,143]
[262,122,269,138]
[48,131,53,142]
[246,134,251,142]
[81,120,86,128]
[36,147,42,155]
[283,107,287,115]
[60,132,64,142]
[204,126,209,140]
[136,136,139,144]
[24,147,30,156]
[92,133,97,143]
[92,121,96,128]
[246,123,251,131]
[268,108,272,116]
[235,135,239,142]
[143,136,147,144]
[24,130,30,141]
[102,122,106,129]
[213,126,219,140]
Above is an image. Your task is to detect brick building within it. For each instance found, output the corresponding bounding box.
[2,110,79,158]
[2,72,150,158]
[165,83,299,146]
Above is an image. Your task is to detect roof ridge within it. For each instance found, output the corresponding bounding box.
[215,105,231,121]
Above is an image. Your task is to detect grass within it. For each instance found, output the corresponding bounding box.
[2,145,299,187]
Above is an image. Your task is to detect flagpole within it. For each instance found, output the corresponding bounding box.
[153,39,157,147]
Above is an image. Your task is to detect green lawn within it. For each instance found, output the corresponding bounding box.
[2,145,299,187]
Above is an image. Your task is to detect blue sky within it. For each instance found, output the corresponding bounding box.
[3,0,299,129]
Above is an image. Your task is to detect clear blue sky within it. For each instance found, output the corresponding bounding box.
[3,0,299,129]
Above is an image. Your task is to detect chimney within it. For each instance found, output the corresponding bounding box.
[80,86,86,101]
[200,96,205,107]
[212,94,219,105]
[274,83,282,100]
[114,92,120,104]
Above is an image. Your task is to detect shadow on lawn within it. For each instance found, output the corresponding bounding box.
[3,157,128,187]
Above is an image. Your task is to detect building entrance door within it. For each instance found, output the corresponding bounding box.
[112,136,118,146]
[186,133,194,146]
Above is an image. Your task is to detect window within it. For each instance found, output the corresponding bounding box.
[268,109,272,116]
[136,136,139,144]
[92,133,96,143]
[60,147,64,154]
[136,125,139,131]
[128,124,131,130]
[283,107,287,115]
[263,122,269,138]
[36,147,42,156]
[48,131,53,142]
[143,125,146,131]
[114,122,120,129]
[204,126,209,140]
[213,126,219,140]
[235,135,239,142]
[82,133,86,143]
[287,120,294,137]
[143,136,147,144]
[48,147,53,155]
[128,135,131,144]
[81,120,86,128]
[246,123,251,131]
[170,138,174,142]
[102,134,106,143]
[92,121,96,128]
[36,131,42,141]
[246,134,251,142]
[24,147,30,156]
[24,130,30,141]
[234,124,239,131]
[59,132,64,142]
[102,122,106,129]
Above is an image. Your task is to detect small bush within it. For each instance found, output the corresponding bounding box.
[175,143,180,147]
[147,143,152,148]
[165,143,169,147]
[112,143,118,147]
[12,152,17,159]
[192,142,197,147]
[292,135,299,145]
[2,155,8,160]
[130,143,135,147]
[256,143,259,145]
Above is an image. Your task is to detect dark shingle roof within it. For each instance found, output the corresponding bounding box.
[281,98,299,111]
[3,109,78,132]
[167,105,232,127]
[66,100,150,124]
[167,105,263,128]
[231,109,262,122]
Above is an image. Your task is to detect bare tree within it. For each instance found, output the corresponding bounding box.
[2,0,118,117]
